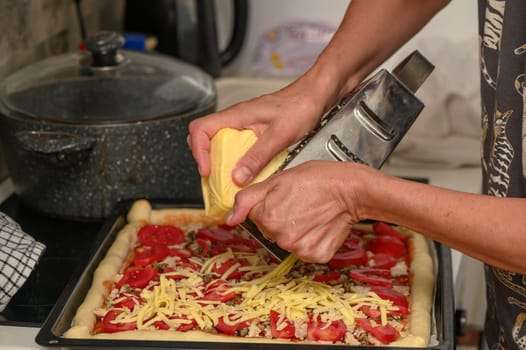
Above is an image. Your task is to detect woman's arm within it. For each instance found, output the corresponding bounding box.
[228,162,526,274]
[188,0,449,184]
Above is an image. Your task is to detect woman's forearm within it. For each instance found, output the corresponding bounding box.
[354,167,526,273]
[298,0,449,113]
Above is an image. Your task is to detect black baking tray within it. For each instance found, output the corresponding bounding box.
[36,199,455,350]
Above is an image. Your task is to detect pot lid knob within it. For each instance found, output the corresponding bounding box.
[85,31,125,67]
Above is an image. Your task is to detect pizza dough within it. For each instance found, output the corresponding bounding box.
[201,128,288,218]
[64,200,436,347]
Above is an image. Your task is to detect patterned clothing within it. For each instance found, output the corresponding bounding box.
[478,0,526,349]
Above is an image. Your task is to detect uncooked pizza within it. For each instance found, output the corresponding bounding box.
[64,199,435,346]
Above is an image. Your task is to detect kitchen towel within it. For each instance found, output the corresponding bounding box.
[0,212,45,312]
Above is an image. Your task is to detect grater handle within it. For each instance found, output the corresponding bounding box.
[392,50,434,93]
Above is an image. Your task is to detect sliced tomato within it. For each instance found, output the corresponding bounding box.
[269,310,295,339]
[154,320,170,330]
[364,235,406,259]
[196,227,237,242]
[225,236,261,248]
[138,225,185,246]
[349,268,393,287]
[228,242,258,253]
[212,258,249,280]
[313,271,342,282]
[162,267,186,281]
[112,292,142,310]
[359,305,382,319]
[210,242,228,256]
[201,280,238,302]
[197,227,260,248]
[328,242,367,269]
[101,309,137,333]
[355,318,399,344]
[169,247,193,258]
[218,223,237,231]
[196,238,211,257]
[370,253,397,269]
[154,316,197,331]
[178,260,200,271]
[215,315,253,335]
[116,267,158,289]
[133,244,169,266]
[342,236,361,247]
[370,286,409,315]
[351,228,367,236]
[175,316,198,331]
[372,222,408,241]
[307,315,346,342]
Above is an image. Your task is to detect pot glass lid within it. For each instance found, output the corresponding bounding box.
[0,31,217,124]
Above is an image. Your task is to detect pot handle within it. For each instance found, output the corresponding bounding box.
[15,131,97,167]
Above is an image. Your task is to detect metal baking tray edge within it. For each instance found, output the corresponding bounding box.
[35,199,455,350]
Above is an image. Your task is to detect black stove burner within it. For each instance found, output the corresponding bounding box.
[0,195,102,327]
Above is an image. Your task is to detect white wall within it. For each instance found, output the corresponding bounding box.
[217,0,479,76]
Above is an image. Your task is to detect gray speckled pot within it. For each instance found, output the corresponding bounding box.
[0,105,214,221]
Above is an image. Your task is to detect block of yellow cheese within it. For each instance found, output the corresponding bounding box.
[201,128,288,218]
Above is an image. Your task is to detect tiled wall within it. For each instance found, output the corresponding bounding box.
[0,0,124,180]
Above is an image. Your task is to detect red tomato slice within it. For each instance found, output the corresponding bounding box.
[228,242,258,253]
[328,242,367,269]
[355,318,400,344]
[168,247,193,259]
[218,223,237,230]
[313,271,342,282]
[359,305,382,319]
[307,315,346,342]
[138,225,185,246]
[197,227,261,248]
[212,258,249,280]
[202,289,237,302]
[372,222,408,241]
[349,268,393,287]
[269,310,295,339]
[201,280,238,302]
[178,260,200,271]
[370,253,397,269]
[196,238,211,257]
[154,316,197,331]
[215,315,253,335]
[196,227,237,242]
[370,286,409,314]
[341,236,361,250]
[116,267,158,289]
[351,228,367,236]
[210,242,228,256]
[225,236,261,248]
[154,320,170,330]
[102,310,137,333]
[112,292,142,310]
[364,235,406,259]
[133,244,169,266]
[176,317,198,331]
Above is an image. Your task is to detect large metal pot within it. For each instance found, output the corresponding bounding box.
[0,32,216,221]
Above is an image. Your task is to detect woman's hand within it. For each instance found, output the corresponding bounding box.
[226,161,376,263]
[187,81,332,186]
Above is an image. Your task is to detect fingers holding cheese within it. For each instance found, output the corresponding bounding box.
[202,128,288,218]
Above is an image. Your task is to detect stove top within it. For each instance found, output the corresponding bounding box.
[0,195,102,327]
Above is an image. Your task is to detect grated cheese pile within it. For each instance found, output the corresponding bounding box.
[107,249,403,333]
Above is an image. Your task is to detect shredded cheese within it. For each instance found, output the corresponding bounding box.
[100,221,411,344]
